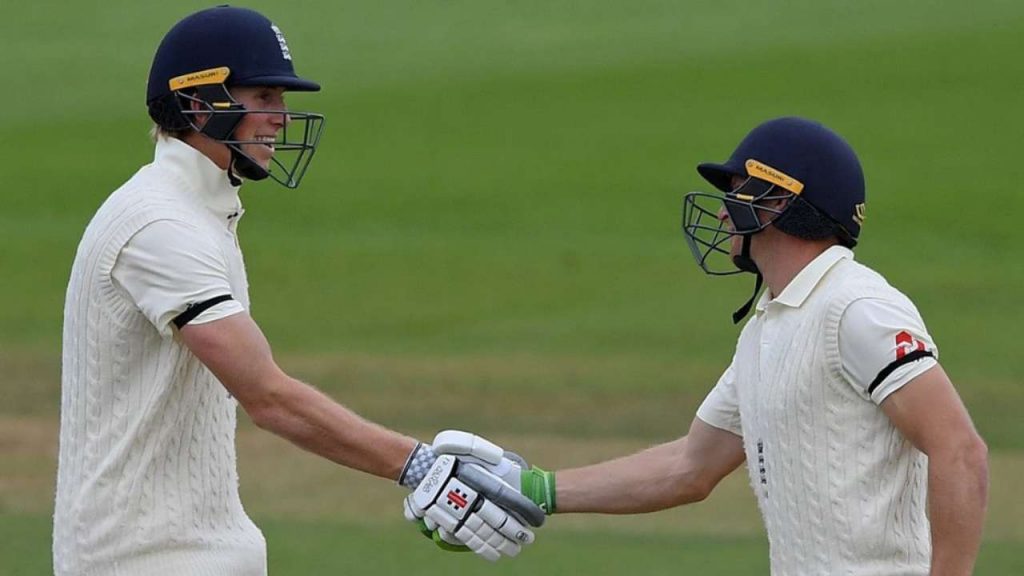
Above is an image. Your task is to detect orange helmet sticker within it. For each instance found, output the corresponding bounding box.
[168,66,231,91]
[745,159,804,194]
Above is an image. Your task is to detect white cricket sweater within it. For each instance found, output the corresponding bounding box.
[698,247,933,575]
[55,137,266,575]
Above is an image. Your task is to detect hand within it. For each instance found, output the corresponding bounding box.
[403,454,537,561]
[432,430,556,515]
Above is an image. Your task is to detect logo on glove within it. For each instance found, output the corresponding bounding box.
[447,489,469,510]
[421,456,454,494]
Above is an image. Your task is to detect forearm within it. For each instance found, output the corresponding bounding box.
[250,374,417,481]
[556,438,707,514]
[927,442,989,575]
[179,315,418,479]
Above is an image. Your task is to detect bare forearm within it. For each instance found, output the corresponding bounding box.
[928,442,989,576]
[557,420,745,514]
[557,438,707,514]
[251,376,417,481]
[180,315,418,479]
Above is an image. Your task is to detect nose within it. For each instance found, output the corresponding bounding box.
[271,111,291,128]
[717,206,730,222]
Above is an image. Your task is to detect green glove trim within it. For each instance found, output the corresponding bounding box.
[414,519,471,553]
[432,531,471,552]
[413,518,433,540]
[520,466,556,514]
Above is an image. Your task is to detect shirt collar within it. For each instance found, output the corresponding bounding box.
[755,245,853,313]
[154,136,243,222]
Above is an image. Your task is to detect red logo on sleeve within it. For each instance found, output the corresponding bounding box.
[895,330,925,360]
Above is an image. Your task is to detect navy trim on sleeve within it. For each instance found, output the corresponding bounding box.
[172,294,234,329]
[867,349,935,395]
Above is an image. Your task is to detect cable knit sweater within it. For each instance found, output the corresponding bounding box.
[698,247,932,575]
[55,138,266,575]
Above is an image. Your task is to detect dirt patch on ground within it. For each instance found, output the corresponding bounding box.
[0,416,60,514]
[272,350,721,440]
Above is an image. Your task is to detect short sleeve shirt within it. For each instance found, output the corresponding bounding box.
[837,296,938,403]
[112,219,244,336]
[697,252,939,436]
[696,360,743,436]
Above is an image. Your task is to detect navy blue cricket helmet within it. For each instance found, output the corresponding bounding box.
[146,5,325,188]
[682,117,866,276]
[146,5,320,106]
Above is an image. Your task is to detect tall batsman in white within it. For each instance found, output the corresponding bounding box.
[54,7,537,574]
[425,118,989,576]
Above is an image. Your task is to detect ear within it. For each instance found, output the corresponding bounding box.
[187,97,210,130]
[766,193,795,210]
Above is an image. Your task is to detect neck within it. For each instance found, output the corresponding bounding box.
[755,232,837,298]
[180,132,231,170]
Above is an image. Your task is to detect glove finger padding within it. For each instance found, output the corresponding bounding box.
[459,515,513,558]
[429,431,528,491]
[403,497,419,522]
[432,430,504,465]
[406,454,536,562]
[434,526,462,547]
[456,502,531,560]
[502,450,529,471]
[474,499,535,545]
[456,521,502,562]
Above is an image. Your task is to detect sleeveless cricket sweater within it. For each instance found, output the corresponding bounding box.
[54,138,266,575]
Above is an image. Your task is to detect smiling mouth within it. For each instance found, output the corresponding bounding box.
[254,136,276,151]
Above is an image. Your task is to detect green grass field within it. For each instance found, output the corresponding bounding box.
[2,1,1023,573]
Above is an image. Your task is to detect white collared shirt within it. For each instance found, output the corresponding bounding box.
[696,245,935,575]
[754,245,937,403]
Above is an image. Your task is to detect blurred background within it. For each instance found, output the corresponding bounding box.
[1,1,1022,573]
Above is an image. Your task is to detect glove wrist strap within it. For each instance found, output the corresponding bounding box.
[398,442,439,488]
[522,466,556,514]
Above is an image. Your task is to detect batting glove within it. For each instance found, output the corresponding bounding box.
[403,454,539,561]
[432,430,557,514]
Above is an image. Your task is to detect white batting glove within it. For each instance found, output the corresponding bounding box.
[431,430,525,488]
[399,431,548,525]
[431,430,556,515]
[404,454,536,561]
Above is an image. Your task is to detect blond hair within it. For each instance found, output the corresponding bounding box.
[149,124,192,143]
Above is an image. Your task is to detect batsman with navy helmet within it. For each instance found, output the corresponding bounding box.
[427,117,990,575]
[55,7,545,574]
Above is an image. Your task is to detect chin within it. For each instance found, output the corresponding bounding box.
[243,145,273,165]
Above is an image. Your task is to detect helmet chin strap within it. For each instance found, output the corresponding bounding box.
[731,234,764,324]
[228,146,270,186]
